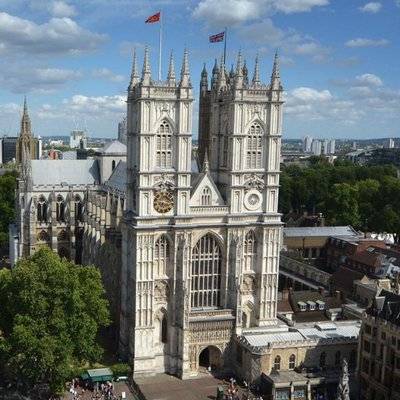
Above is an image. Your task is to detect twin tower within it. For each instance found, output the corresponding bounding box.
[119,47,284,377]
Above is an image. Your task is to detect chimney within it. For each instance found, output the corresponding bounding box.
[335,290,341,301]
[282,289,289,300]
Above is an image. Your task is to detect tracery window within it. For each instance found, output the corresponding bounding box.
[246,123,263,169]
[74,195,84,222]
[37,195,48,223]
[274,355,281,371]
[154,235,169,277]
[191,234,222,308]
[56,195,65,222]
[243,230,256,271]
[156,121,172,169]
[289,354,296,370]
[201,186,212,206]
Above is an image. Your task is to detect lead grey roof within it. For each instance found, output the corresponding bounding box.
[283,226,359,238]
[31,159,99,185]
[100,140,127,155]
[104,161,126,193]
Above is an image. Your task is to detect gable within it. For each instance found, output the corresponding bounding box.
[189,173,225,207]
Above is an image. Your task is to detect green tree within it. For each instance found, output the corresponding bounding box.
[0,171,17,248]
[356,179,380,230]
[324,183,360,227]
[0,248,110,394]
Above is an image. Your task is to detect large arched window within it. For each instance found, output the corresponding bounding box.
[191,234,222,308]
[37,195,48,223]
[156,121,172,169]
[243,230,256,272]
[246,123,263,169]
[274,355,281,371]
[289,354,296,370]
[74,195,83,222]
[56,195,65,222]
[154,235,169,277]
[201,186,212,206]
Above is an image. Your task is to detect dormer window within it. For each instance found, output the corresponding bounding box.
[307,301,316,311]
[316,300,325,310]
[298,301,307,311]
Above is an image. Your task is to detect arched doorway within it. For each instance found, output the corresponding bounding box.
[199,346,222,371]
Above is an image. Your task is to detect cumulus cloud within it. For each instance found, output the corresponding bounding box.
[0,12,106,56]
[50,1,76,17]
[355,73,383,87]
[0,66,82,93]
[92,68,125,83]
[359,2,382,13]
[345,38,389,47]
[193,0,329,26]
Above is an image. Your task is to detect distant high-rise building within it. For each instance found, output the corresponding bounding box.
[1,136,18,163]
[323,139,329,155]
[69,130,87,149]
[328,139,336,154]
[118,117,127,145]
[352,141,357,150]
[37,136,42,159]
[311,139,322,156]
[303,135,313,152]
[387,138,395,149]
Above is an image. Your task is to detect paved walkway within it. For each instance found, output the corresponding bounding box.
[134,373,245,400]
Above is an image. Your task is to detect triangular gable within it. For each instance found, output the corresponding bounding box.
[189,173,225,206]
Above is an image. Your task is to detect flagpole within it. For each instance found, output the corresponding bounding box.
[158,11,162,81]
[223,27,227,64]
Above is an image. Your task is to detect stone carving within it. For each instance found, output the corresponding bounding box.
[244,174,265,191]
[154,280,169,302]
[242,275,255,294]
[154,174,175,191]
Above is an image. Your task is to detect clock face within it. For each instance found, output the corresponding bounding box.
[153,191,174,214]
[244,190,261,211]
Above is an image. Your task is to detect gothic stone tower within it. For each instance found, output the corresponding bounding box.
[120,49,283,379]
[16,98,38,164]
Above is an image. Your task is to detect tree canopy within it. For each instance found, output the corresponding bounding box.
[279,160,400,242]
[0,170,17,250]
[0,248,110,394]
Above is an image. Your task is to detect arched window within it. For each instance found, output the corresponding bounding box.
[156,121,172,169]
[320,352,326,368]
[56,195,65,222]
[112,160,116,171]
[74,195,83,222]
[201,186,212,206]
[335,351,341,366]
[191,234,222,308]
[37,195,48,223]
[154,235,169,277]
[37,230,50,242]
[246,123,263,169]
[57,230,69,242]
[274,355,281,371]
[289,354,296,370]
[161,314,168,344]
[244,230,256,271]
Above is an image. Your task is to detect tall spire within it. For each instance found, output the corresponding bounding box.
[167,51,176,85]
[129,48,139,90]
[200,63,208,93]
[211,58,219,88]
[336,359,350,400]
[234,51,244,88]
[179,48,191,87]
[218,55,227,89]
[21,136,32,191]
[271,50,281,90]
[252,54,260,85]
[141,46,151,85]
[202,149,210,173]
[20,96,32,137]
[242,59,249,85]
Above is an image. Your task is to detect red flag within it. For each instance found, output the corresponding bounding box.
[209,32,224,43]
[145,12,161,23]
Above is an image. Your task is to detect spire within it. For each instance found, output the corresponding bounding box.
[21,138,32,191]
[211,58,219,88]
[180,48,191,87]
[129,48,139,90]
[229,64,235,79]
[336,359,350,400]
[218,55,227,89]
[202,150,210,173]
[271,50,281,90]
[236,51,243,75]
[242,59,249,85]
[141,46,151,85]
[200,63,208,93]
[167,51,176,85]
[20,96,32,137]
[252,54,260,85]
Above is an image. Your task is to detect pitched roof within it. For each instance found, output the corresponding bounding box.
[283,226,359,238]
[104,161,126,193]
[100,140,127,155]
[31,159,99,186]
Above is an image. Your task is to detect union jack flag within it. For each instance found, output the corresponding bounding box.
[209,32,225,43]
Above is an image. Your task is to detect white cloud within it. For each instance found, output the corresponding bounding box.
[345,38,389,47]
[192,0,329,26]
[355,73,383,87]
[0,66,82,93]
[50,1,76,17]
[92,68,125,83]
[0,12,106,56]
[290,87,333,102]
[359,2,382,13]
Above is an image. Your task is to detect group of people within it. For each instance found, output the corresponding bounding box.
[224,378,263,400]
[68,379,124,400]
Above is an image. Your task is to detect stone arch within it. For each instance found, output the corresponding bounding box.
[154,307,168,345]
[198,345,223,371]
[242,300,255,328]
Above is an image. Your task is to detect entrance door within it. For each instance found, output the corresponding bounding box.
[199,346,222,371]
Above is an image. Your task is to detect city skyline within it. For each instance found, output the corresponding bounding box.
[0,0,398,139]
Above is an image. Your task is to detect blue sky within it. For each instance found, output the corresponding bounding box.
[0,0,398,139]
